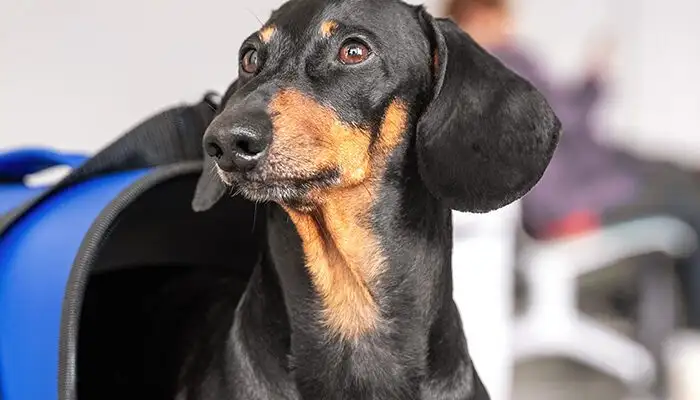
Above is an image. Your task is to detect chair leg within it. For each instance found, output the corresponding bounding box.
[636,255,678,397]
[572,315,657,390]
[514,314,656,390]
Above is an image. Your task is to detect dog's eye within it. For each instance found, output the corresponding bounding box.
[241,49,261,74]
[338,40,370,65]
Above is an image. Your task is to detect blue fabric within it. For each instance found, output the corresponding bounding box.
[0,149,87,181]
[0,169,149,400]
[0,185,46,215]
[0,148,87,214]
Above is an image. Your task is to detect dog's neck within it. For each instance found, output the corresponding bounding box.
[275,174,451,332]
[281,185,390,340]
[258,164,476,397]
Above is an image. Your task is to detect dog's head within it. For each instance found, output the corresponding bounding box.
[193,0,560,213]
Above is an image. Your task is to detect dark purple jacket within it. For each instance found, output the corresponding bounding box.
[488,43,639,234]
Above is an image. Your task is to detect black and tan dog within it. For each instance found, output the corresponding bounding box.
[188,0,560,398]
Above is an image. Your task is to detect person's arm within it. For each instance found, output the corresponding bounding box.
[565,37,614,113]
[565,72,604,113]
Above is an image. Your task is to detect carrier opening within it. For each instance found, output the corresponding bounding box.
[67,171,261,400]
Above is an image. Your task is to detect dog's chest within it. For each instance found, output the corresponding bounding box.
[284,333,427,400]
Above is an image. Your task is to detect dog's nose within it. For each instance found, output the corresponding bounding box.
[204,128,268,172]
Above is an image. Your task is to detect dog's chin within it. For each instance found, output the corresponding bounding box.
[238,181,307,204]
[218,169,337,211]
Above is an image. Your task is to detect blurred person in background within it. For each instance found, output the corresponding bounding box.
[444,0,700,331]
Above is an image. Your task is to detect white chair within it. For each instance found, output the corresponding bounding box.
[514,216,698,395]
[452,203,521,400]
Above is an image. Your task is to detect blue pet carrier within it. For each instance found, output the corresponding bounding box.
[0,95,261,400]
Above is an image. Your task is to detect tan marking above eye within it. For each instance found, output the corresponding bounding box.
[320,20,338,38]
[259,25,276,43]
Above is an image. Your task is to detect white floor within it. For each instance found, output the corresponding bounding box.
[513,358,626,400]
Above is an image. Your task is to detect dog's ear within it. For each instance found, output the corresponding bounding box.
[192,154,227,212]
[415,9,561,213]
[191,79,241,212]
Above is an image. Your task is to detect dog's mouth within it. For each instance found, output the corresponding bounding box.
[217,168,339,206]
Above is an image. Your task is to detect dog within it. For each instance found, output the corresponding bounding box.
[187,0,560,398]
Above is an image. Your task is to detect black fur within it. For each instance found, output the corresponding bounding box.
[415,15,560,213]
[187,1,560,399]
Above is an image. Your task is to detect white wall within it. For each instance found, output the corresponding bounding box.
[0,0,278,152]
[606,0,700,166]
[513,0,700,167]
[512,0,613,82]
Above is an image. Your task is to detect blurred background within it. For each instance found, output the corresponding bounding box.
[2,0,700,399]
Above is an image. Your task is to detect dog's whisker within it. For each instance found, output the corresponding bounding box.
[313,137,335,147]
[252,201,259,232]
[244,7,264,27]
[228,185,242,198]
[361,181,372,198]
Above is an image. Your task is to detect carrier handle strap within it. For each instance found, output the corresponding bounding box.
[0,148,88,182]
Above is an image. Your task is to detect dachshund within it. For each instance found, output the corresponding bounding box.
[188,0,560,398]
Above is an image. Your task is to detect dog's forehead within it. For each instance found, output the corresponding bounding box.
[265,0,409,41]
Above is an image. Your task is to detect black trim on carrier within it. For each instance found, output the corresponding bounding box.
[58,162,200,400]
[58,162,262,400]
